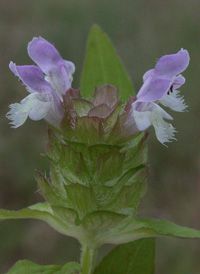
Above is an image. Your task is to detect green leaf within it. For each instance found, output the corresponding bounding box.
[101,217,200,245]
[0,203,79,239]
[61,262,81,274]
[94,238,155,274]
[81,25,134,100]
[7,260,81,274]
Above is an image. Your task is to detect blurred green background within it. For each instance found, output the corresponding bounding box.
[0,0,200,273]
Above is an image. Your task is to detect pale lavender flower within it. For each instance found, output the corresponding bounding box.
[131,49,190,144]
[7,37,75,128]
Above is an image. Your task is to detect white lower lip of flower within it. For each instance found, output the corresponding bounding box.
[131,102,175,144]
[159,90,187,112]
[149,112,176,144]
[6,93,53,128]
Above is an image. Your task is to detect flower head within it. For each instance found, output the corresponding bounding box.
[7,37,75,128]
[131,49,190,144]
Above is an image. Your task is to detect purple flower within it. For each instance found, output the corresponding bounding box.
[131,49,190,144]
[7,37,75,128]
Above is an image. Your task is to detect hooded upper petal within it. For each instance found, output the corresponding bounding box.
[136,49,190,103]
[28,37,75,96]
[154,49,190,78]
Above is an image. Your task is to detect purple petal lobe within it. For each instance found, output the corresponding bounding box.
[28,37,64,73]
[143,69,154,82]
[28,37,75,94]
[154,49,190,78]
[137,49,189,102]
[136,76,173,102]
[173,75,185,89]
[9,62,53,94]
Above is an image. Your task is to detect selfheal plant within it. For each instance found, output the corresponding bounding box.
[1,25,200,274]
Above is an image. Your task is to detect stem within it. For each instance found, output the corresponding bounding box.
[81,245,97,274]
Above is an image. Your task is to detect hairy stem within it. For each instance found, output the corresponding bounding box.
[81,245,97,274]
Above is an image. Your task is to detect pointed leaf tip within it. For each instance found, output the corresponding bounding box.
[90,24,103,32]
[81,24,134,101]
